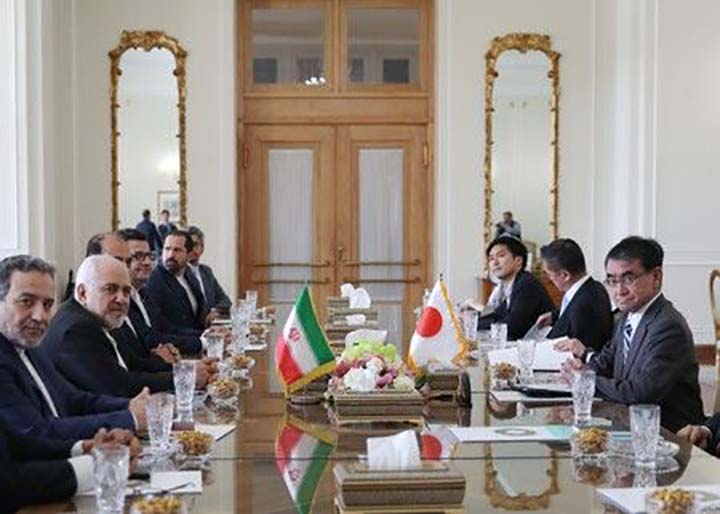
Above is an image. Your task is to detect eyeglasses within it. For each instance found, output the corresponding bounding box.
[604,270,654,288]
[112,255,132,267]
[130,252,153,262]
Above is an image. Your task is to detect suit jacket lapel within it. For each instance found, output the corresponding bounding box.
[622,295,665,378]
[3,343,56,417]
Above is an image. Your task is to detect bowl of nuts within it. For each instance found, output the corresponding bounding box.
[175,430,214,466]
[207,377,240,409]
[230,354,255,371]
[645,488,699,514]
[571,427,609,461]
[490,362,517,389]
[130,496,186,514]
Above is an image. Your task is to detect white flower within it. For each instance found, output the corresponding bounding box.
[392,375,415,391]
[344,367,377,392]
[365,357,384,375]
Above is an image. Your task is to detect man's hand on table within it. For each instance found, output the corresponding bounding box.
[196,358,219,388]
[677,424,712,451]
[536,312,553,328]
[152,343,180,364]
[560,357,586,383]
[80,428,143,472]
[128,387,150,433]
[554,338,587,358]
[205,309,222,327]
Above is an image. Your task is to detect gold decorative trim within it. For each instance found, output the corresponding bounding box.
[483,33,561,245]
[109,30,188,229]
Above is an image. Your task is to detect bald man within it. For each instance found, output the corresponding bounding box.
[40,255,212,397]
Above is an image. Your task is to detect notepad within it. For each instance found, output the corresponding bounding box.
[449,425,573,443]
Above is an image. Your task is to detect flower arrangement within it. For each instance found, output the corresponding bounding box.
[327,340,415,394]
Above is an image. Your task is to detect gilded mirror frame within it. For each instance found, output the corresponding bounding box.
[483,33,560,245]
[109,30,188,230]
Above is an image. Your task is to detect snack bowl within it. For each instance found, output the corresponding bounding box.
[229,354,255,371]
[174,431,214,468]
[206,377,240,409]
[130,495,187,514]
[645,488,700,514]
[490,362,517,390]
[571,427,609,462]
[571,460,611,486]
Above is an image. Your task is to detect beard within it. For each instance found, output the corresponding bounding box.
[7,321,47,348]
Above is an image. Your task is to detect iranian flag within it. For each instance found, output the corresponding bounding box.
[275,419,334,514]
[275,286,335,394]
[408,278,468,369]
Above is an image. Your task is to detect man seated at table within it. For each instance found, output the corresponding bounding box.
[144,230,211,333]
[535,238,613,351]
[40,255,213,397]
[558,236,703,432]
[476,236,554,341]
[187,225,232,317]
[117,228,202,356]
[86,231,185,363]
[0,255,148,439]
[1,425,139,512]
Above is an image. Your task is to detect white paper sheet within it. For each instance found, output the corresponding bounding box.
[490,390,575,404]
[487,338,572,371]
[597,485,720,513]
[449,425,572,443]
[195,423,235,442]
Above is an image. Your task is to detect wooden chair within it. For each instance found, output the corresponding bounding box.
[711,270,720,412]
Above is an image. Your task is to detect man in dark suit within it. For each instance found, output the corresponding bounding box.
[187,226,232,316]
[135,209,162,255]
[477,236,554,341]
[0,424,140,512]
[157,209,177,240]
[560,236,703,432]
[0,255,148,439]
[144,230,210,332]
[534,238,613,351]
[41,255,212,397]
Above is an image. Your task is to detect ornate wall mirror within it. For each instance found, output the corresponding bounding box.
[484,33,560,252]
[109,31,188,230]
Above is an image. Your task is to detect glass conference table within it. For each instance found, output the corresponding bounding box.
[23,352,720,514]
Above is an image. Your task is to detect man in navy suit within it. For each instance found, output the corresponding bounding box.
[144,230,211,333]
[477,236,555,340]
[535,238,613,351]
[117,229,201,355]
[135,209,163,255]
[41,255,213,397]
[187,225,232,316]
[0,255,148,439]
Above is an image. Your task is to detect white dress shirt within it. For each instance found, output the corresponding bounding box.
[625,291,663,339]
[559,274,591,316]
[15,347,60,417]
[189,264,207,300]
[130,287,152,327]
[102,330,129,371]
[176,273,199,315]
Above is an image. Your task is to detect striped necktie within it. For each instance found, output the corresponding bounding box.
[622,321,633,364]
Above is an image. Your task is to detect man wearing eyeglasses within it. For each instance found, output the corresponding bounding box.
[557,236,703,432]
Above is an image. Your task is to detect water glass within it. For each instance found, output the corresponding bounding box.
[461,309,478,344]
[490,323,508,349]
[245,290,258,314]
[173,360,196,421]
[631,404,660,468]
[516,339,536,383]
[572,369,596,427]
[231,300,252,353]
[204,333,224,361]
[146,392,174,454]
[93,445,129,514]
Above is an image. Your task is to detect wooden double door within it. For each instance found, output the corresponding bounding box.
[239,124,431,355]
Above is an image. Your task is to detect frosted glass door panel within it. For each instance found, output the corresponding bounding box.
[358,148,404,348]
[268,149,314,301]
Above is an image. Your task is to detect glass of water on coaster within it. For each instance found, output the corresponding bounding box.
[204,333,224,361]
[631,404,660,469]
[173,360,196,423]
[572,369,596,427]
[490,322,507,350]
[93,445,129,514]
[516,339,536,384]
[146,392,175,456]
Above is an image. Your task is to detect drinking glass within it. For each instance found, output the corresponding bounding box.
[231,300,252,353]
[146,392,174,455]
[516,339,536,384]
[173,360,196,422]
[631,404,660,468]
[93,445,129,514]
[490,323,507,349]
[204,333,224,361]
[461,309,478,344]
[572,369,596,427]
[245,290,258,314]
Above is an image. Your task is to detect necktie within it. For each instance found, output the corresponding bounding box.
[622,321,633,365]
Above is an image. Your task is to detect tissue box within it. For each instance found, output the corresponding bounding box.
[333,461,466,509]
[335,425,423,456]
[426,370,461,399]
[288,377,328,405]
[325,323,379,341]
[331,389,425,423]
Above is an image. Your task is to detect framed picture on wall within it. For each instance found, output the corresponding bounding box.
[157,190,180,223]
